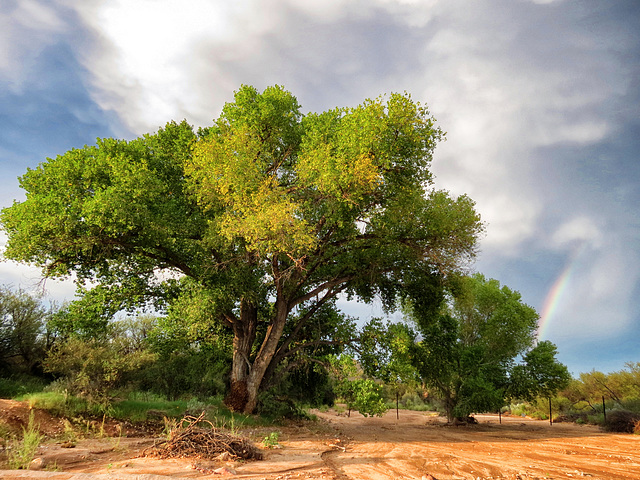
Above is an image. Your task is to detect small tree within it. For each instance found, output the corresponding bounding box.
[408,274,539,421]
[329,355,387,417]
[45,322,157,410]
[359,318,419,416]
[0,286,55,375]
[509,340,571,401]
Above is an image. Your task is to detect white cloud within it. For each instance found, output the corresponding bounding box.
[0,0,66,89]
[548,239,638,341]
[29,0,635,303]
[551,216,603,250]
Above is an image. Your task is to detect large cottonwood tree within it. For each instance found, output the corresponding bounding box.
[1,85,483,413]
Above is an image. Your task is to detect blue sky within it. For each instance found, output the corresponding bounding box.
[1,0,639,375]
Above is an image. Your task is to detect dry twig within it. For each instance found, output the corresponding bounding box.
[144,412,262,461]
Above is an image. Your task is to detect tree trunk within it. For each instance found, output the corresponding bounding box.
[225,292,291,414]
[242,297,290,413]
[225,300,257,412]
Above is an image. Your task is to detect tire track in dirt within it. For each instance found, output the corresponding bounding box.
[314,409,640,480]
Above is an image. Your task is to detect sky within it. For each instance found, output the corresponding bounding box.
[1,0,639,375]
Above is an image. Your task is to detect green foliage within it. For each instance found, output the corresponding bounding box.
[347,379,388,417]
[409,274,542,421]
[15,391,91,418]
[256,389,311,421]
[45,335,156,411]
[1,85,483,413]
[0,374,48,399]
[509,340,571,401]
[359,318,419,385]
[329,355,387,417]
[0,286,55,375]
[262,431,280,448]
[7,411,44,469]
[560,362,640,416]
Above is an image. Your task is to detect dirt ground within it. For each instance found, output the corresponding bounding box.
[1,399,640,480]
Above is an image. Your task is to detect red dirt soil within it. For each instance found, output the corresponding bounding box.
[1,399,639,479]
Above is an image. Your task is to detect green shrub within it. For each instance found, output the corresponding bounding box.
[0,375,47,399]
[621,397,640,414]
[262,431,280,448]
[257,390,310,421]
[45,337,156,411]
[134,350,227,400]
[587,413,604,425]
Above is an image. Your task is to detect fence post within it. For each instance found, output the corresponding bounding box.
[548,397,553,426]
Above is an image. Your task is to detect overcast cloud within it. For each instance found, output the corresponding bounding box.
[1,0,639,374]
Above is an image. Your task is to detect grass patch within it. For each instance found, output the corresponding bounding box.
[0,375,48,399]
[7,411,44,469]
[110,398,188,422]
[11,389,274,431]
[15,391,92,418]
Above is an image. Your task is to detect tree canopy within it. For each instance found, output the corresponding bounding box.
[1,85,483,412]
[408,274,544,420]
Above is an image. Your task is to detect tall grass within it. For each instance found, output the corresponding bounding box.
[7,411,44,469]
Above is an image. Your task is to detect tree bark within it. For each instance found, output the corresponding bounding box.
[242,295,290,413]
[225,300,257,412]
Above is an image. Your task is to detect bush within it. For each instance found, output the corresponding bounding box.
[604,410,640,433]
[257,390,310,421]
[621,397,640,414]
[134,350,228,400]
[45,337,156,411]
[0,375,47,399]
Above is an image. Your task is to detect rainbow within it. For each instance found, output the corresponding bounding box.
[537,245,585,340]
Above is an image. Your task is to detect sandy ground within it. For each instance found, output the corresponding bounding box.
[1,400,640,480]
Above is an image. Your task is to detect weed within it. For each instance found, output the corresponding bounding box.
[214,414,245,435]
[7,411,44,469]
[61,419,78,445]
[163,416,178,439]
[262,431,280,448]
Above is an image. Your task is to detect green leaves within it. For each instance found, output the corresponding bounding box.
[509,340,571,400]
[1,84,485,411]
[409,274,543,419]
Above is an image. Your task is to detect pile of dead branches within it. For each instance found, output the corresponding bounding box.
[144,412,262,461]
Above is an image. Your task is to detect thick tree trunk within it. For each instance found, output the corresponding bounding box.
[242,297,290,413]
[225,300,257,412]
[226,293,291,414]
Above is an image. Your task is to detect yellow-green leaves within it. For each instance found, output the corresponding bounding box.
[187,87,315,258]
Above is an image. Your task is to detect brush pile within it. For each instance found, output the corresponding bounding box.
[145,412,263,461]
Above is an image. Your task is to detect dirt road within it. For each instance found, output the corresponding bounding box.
[313,409,640,479]
[1,401,639,480]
